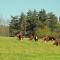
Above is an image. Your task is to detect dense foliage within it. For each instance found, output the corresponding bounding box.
[9,9,60,38]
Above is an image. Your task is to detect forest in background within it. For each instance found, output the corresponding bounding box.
[0,17,9,36]
[0,9,60,38]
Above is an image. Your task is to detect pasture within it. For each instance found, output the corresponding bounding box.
[0,37,60,60]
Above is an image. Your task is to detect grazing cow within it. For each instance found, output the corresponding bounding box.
[48,36,56,40]
[34,35,38,41]
[43,36,49,41]
[43,35,56,41]
[53,39,60,46]
[17,32,23,40]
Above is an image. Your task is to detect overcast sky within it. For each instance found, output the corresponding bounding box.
[0,0,60,20]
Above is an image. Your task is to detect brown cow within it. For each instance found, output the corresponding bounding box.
[43,35,49,41]
[43,35,56,41]
[29,34,38,41]
[48,36,56,40]
[53,39,60,46]
[17,32,23,40]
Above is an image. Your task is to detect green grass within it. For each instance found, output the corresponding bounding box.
[0,37,60,60]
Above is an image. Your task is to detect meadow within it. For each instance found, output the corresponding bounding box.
[0,37,60,60]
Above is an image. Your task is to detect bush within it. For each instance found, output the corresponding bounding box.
[35,26,51,38]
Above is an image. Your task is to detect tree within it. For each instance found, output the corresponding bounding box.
[19,12,27,35]
[47,12,58,31]
[9,16,19,36]
[38,9,47,23]
[38,9,47,28]
[26,10,33,35]
[26,9,38,35]
[31,9,38,33]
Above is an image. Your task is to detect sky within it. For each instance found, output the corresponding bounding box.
[0,0,60,21]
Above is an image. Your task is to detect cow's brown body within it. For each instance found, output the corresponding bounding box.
[17,32,23,40]
[43,35,56,41]
[53,39,60,46]
[29,34,38,41]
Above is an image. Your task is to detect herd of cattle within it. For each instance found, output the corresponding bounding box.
[16,32,60,46]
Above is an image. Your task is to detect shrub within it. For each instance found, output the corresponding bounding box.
[35,26,51,38]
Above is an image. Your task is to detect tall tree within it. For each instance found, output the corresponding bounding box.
[38,9,47,28]
[9,16,19,36]
[26,10,33,35]
[26,9,38,35]
[19,12,27,34]
[47,12,58,31]
[38,9,47,23]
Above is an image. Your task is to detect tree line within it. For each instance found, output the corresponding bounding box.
[0,18,9,36]
[9,9,60,38]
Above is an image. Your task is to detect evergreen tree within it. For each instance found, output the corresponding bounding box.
[47,12,58,31]
[9,16,19,36]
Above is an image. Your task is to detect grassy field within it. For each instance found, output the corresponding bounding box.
[0,37,60,60]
